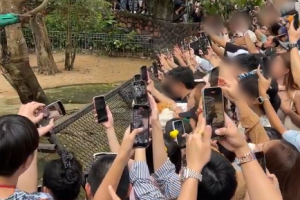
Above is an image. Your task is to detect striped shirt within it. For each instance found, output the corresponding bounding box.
[3,189,53,200]
[152,159,181,199]
[130,161,165,200]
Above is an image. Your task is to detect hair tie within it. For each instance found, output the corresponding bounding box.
[61,152,73,169]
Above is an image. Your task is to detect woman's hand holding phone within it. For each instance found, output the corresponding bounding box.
[215,114,248,156]
[218,77,240,103]
[257,66,272,96]
[148,93,159,121]
[119,127,144,159]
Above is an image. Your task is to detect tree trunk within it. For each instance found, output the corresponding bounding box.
[30,13,59,75]
[149,0,174,21]
[0,0,48,104]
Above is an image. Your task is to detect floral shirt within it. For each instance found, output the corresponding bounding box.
[2,189,53,200]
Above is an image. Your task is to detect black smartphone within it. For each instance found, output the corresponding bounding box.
[131,105,150,148]
[294,13,299,30]
[198,32,210,54]
[132,80,148,105]
[134,74,141,81]
[37,185,42,192]
[140,66,148,82]
[209,67,220,87]
[38,100,66,127]
[255,151,267,173]
[202,87,225,139]
[172,120,186,148]
[152,61,159,78]
[93,95,108,123]
[260,57,270,78]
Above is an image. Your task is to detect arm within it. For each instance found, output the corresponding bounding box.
[235,145,282,200]
[130,149,165,200]
[177,176,199,200]
[289,39,300,87]
[151,120,181,199]
[106,126,120,153]
[285,92,300,127]
[211,43,225,58]
[151,88,176,106]
[207,33,227,48]
[17,150,38,193]
[235,100,270,143]
[244,33,259,54]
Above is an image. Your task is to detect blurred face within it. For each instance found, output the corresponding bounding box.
[239,87,257,109]
[164,77,182,98]
[264,36,275,48]
[270,56,289,79]
[227,62,246,80]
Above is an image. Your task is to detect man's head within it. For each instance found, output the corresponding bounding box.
[0,115,39,177]
[42,156,83,200]
[85,154,130,199]
[228,53,263,78]
[197,150,237,200]
[164,67,195,99]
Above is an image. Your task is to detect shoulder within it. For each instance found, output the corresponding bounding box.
[14,190,53,200]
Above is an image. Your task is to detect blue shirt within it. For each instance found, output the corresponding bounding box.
[4,189,53,200]
[282,130,300,152]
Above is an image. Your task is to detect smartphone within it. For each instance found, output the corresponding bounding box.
[260,57,270,78]
[38,100,66,127]
[209,67,220,87]
[93,96,108,123]
[152,61,159,78]
[132,81,148,105]
[172,120,186,148]
[131,104,150,147]
[134,74,141,81]
[93,152,117,161]
[202,87,225,139]
[255,151,267,173]
[140,66,148,82]
[37,185,42,192]
[199,33,210,55]
[294,13,299,30]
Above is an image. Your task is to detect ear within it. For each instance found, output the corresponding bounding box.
[85,183,92,198]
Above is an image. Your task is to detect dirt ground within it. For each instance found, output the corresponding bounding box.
[0,53,152,99]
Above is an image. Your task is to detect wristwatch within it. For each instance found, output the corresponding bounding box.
[257,95,270,104]
[287,43,299,51]
[235,151,256,166]
[179,167,203,182]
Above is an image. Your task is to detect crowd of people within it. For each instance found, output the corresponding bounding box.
[2,0,300,200]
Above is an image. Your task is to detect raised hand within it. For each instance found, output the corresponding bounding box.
[18,101,45,124]
[257,65,272,95]
[288,19,300,42]
[118,126,143,159]
[218,77,240,103]
[148,93,159,121]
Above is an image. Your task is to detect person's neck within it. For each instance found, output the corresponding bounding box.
[0,175,18,199]
[252,106,264,117]
[180,89,191,100]
[277,77,285,86]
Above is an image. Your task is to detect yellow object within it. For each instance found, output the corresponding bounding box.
[165,147,168,152]
[288,15,294,24]
[170,130,179,139]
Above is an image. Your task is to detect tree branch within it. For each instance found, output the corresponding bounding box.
[23,0,48,15]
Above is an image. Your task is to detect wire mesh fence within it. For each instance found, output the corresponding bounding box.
[22,30,154,58]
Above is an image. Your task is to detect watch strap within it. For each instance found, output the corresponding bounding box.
[182,167,203,182]
[235,151,256,166]
[288,43,299,51]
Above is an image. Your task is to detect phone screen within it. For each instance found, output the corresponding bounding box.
[261,57,270,78]
[132,81,148,105]
[132,105,150,147]
[203,87,225,139]
[294,13,299,30]
[94,96,108,123]
[255,151,267,173]
[134,74,141,81]
[152,61,159,78]
[39,100,66,127]
[172,120,186,147]
[209,67,219,87]
[140,66,148,82]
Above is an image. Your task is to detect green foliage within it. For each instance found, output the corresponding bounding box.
[202,0,263,20]
[45,0,117,33]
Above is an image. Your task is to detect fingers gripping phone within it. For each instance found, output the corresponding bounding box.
[255,151,267,173]
[140,66,148,82]
[209,67,220,87]
[172,120,186,148]
[93,96,108,123]
[294,13,299,30]
[199,32,210,55]
[152,61,159,78]
[202,87,225,139]
[131,105,150,148]
[132,81,148,105]
[260,57,270,78]
[38,100,66,127]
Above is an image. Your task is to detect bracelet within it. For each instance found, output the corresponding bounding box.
[235,151,256,166]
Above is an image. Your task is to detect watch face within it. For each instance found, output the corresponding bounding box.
[179,168,186,182]
[258,97,263,104]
